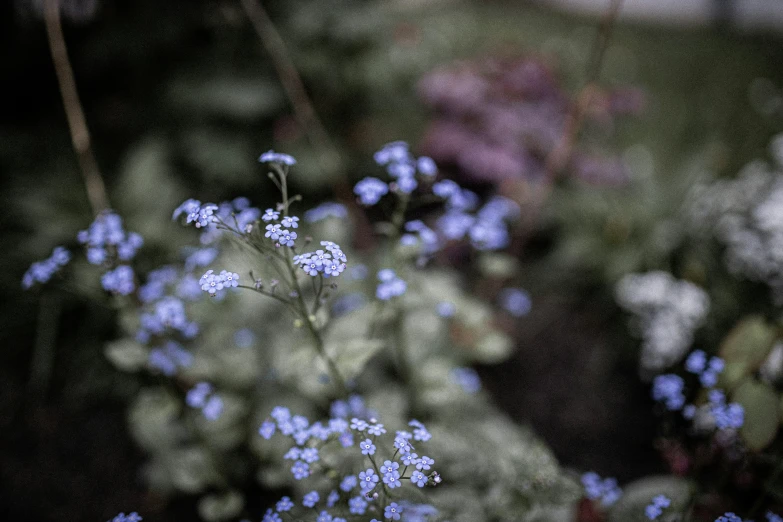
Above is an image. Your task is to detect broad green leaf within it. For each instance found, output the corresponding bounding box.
[198,491,244,522]
[105,339,148,372]
[734,378,780,451]
[330,338,385,380]
[719,316,777,390]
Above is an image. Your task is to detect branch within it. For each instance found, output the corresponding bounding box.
[43,0,109,215]
[238,0,343,176]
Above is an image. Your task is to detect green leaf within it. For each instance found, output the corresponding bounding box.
[719,316,777,391]
[329,338,385,380]
[104,339,148,372]
[608,475,693,522]
[733,378,780,451]
[198,491,244,522]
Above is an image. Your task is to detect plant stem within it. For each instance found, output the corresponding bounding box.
[43,0,109,215]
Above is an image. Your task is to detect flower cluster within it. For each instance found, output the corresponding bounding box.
[653,350,743,432]
[305,202,348,223]
[101,265,136,295]
[581,472,622,507]
[107,513,142,522]
[645,494,671,520]
[173,197,261,244]
[78,211,144,265]
[22,246,71,289]
[148,340,193,376]
[435,190,519,251]
[450,367,481,394]
[652,374,685,411]
[295,242,348,278]
[685,349,725,387]
[376,269,407,300]
[616,271,710,371]
[258,400,440,521]
[199,269,240,296]
[259,150,297,165]
[186,382,223,420]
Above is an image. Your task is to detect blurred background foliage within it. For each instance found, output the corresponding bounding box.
[2,0,783,520]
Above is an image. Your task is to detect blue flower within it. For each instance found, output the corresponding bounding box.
[417,156,437,176]
[340,474,357,492]
[281,216,299,228]
[436,301,456,318]
[271,406,291,422]
[350,418,369,431]
[411,470,427,487]
[148,341,193,376]
[326,489,339,508]
[262,509,281,522]
[304,202,348,223]
[22,246,72,289]
[101,265,136,295]
[349,496,368,515]
[359,438,376,456]
[581,472,622,507]
[498,288,531,317]
[410,420,432,442]
[645,495,670,520]
[715,514,742,522]
[451,367,481,394]
[302,491,319,508]
[276,496,294,512]
[376,269,407,300]
[367,423,386,436]
[108,513,142,522]
[316,511,333,522]
[652,374,686,411]
[199,269,239,296]
[301,447,319,463]
[258,421,276,440]
[354,177,389,205]
[359,468,379,491]
[767,512,783,522]
[685,350,707,373]
[259,150,297,165]
[278,229,297,247]
[262,208,280,222]
[401,452,419,466]
[385,502,403,521]
[374,141,411,166]
[202,396,223,420]
[416,456,434,471]
[393,436,414,455]
[291,461,310,480]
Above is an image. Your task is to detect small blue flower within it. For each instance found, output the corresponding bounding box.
[376,269,407,300]
[410,420,431,442]
[316,511,333,522]
[278,229,297,247]
[202,396,223,420]
[767,512,783,522]
[359,438,376,456]
[108,513,142,522]
[302,491,319,508]
[385,502,403,521]
[411,470,427,487]
[398,451,417,466]
[715,514,742,522]
[262,208,280,222]
[581,472,622,507]
[354,177,389,206]
[367,423,386,436]
[350,418,369,431]
[652,374,686,411]
[359,468,379,491]
[349,496,368,515]
[275,497,294,512]
[374,141,410,166]
[270,406,291,422]
[301,447,320,463]
[417,156,437,176]
[340,474,357,492]
[291,461,310,480]
[101,265,136,295]
[685,350,707,373]
[393,436,414,455]
[304,202,348,223]
[416,456,434,471]
[326,490,339,508]
[259,150,297,165]
[265,224,282,239]
[281,216,299,228]
[645,495,670,520]
[261,509,281,522]
[22,246,72,289]
[498,288,532,317]
[451,367,481,394]
[436,301,456,318]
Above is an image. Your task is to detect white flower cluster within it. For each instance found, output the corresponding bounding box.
[616,271,710,371]
[685,134,783,301]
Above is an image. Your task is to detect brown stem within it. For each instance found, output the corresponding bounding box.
[43,0,109,215]
[238,0,342,175]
